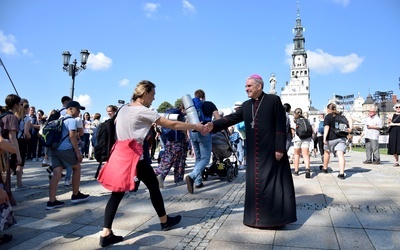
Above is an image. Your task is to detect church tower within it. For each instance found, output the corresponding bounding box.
[280,2,311,113]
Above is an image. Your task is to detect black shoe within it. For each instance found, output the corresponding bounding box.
[185,176,194,194]
[71,191,90,203]
[372,161,381,165]
[46,200,65,210]
[337,173,345,179]
[160,215,182,231]
[363,160,372,164]
[195,183,204,188]
[99,231,123,247]
[293,171,299,176]
[0,234,13,244]
[305,169,311,178]
[129,179,141,192]
[319,165,328,173]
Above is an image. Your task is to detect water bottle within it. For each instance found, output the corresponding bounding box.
[181,94,200,124]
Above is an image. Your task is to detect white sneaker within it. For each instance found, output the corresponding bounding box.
[42,160,50,167]
[64,179,71,186]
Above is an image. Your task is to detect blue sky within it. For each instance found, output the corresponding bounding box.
[1,0,399,119]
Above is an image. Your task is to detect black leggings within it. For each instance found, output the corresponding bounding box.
[103,159,166,229]
[317,136,324,155]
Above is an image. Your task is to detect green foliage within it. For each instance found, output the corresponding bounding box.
[157,101,173,113]
[174,98,182,108]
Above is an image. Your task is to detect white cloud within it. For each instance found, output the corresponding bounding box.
[182,0,196,14]
[22,49,33,56]
[74,94,92,110]
[119,78,130,87]
[0,31,17,55]
[143,3,160,18]
[87,52,112,71]
[285,44,364,74]
[331,0,350,7]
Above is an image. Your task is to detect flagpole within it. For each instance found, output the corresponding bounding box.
[0,57,19,96]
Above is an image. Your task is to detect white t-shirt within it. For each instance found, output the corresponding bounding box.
[116,105,160,145]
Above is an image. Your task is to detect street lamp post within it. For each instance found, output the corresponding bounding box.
[62,50,90,100]
[373,91,393,127]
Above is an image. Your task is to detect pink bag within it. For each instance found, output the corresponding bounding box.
[98,139,143,192]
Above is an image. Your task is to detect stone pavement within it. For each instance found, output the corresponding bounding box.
[1,151,400,249]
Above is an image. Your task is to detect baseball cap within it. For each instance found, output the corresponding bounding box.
[66,101,86,110]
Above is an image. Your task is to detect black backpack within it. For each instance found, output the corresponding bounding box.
[160,108,185,144]
[295,118,313,139]
[47,108,66,122]
[332,115,349,137]
[93,108,120,163]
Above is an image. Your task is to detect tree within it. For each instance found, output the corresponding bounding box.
[157,101,173,113]
[174,98,182,108]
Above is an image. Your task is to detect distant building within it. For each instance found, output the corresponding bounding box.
[279,3,397,133]
[280,6,311,114]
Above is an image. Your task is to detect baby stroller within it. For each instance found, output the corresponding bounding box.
[202,130,239,182]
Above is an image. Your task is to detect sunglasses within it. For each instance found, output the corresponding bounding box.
[395,107,400,109]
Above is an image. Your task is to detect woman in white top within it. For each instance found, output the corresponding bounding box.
[292,108,311,178]
[100,80,204,247]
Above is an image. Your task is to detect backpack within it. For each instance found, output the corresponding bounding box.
[47,107,66,122]
[161,108,185,144]
[192,97,212,123]
[332,114,349,137]
[295,118,313,139]
[40,117,72,149]
[318,120,324,134]
[93,108,121,163]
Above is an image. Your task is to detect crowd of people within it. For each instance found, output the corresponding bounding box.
[0,74,398,247]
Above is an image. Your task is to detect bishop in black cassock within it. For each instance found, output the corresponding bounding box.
[208,74,297,228]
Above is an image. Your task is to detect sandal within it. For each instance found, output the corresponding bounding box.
[0,234,13,244]
[319,165,328,173]
[293,171,299,176]
[305,169,311,178]
[394,163,399,167]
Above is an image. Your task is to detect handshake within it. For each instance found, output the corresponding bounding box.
[193,122,214,135]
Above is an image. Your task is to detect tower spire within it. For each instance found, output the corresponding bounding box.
[297,0,300,18]
[280,0,311,113]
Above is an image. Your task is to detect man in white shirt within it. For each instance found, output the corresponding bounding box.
[362,107,382,164]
